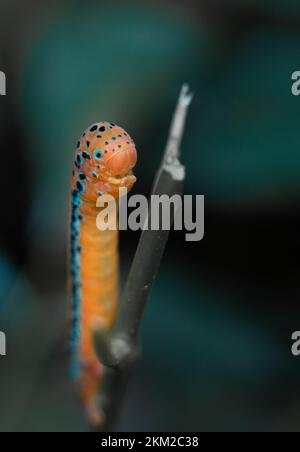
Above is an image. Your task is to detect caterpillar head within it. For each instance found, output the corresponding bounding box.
[72,122,137,201]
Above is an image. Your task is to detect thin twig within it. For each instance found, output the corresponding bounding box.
[95,84,193,431]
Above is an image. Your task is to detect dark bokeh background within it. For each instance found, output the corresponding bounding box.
[1,0,300,432]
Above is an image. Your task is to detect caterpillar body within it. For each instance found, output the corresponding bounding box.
[70,121,137,425]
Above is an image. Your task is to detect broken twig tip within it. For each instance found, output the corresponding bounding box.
[162,83,193,179]
[180,84,194,108]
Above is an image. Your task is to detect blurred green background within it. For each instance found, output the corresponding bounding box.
[0,0,300,432]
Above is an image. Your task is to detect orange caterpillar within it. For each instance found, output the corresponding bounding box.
[70,122,137,425]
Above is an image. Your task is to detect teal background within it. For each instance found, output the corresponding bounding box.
[0,0,300,432]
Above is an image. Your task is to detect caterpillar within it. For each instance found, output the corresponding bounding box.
[70,121,137,426]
